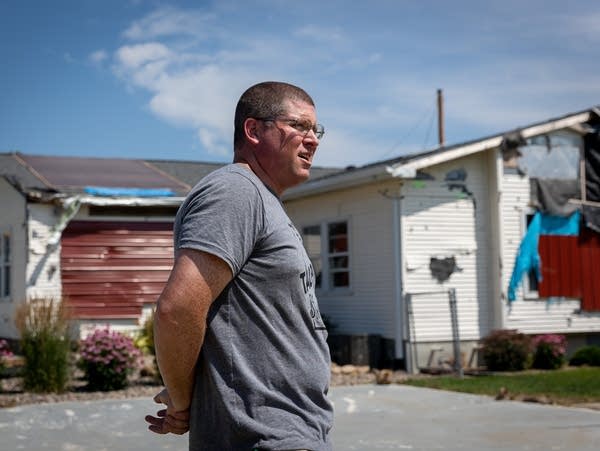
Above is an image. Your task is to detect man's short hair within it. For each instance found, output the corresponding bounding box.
[234,81,315,150]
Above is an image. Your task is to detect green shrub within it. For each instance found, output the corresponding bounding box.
[78,328,142,391]
[481,329,531,372]
[569,345,600,367]
[15,298,72,393]
[135,314,155,356]
[531,334,567,370]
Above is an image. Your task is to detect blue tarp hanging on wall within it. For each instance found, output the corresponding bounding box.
[507,210,580,302]
[84,186,175,197]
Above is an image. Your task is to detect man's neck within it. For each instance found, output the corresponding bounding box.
[232,155,282,197]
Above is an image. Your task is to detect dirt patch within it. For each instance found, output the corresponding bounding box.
[1,364,411,408]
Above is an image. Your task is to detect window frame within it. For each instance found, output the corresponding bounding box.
[302,219,352,293]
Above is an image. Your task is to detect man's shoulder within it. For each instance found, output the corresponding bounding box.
[189,164,261,195]
[199,164,261,187]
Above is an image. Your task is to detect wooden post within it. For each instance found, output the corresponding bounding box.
[437,89,445,147]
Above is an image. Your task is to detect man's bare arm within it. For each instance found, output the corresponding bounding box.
[153,248,233,411]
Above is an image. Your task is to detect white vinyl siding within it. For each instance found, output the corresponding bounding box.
[402,154,491,343]
[287,181,397,338]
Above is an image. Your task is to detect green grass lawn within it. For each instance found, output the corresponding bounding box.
[401,367,600,405]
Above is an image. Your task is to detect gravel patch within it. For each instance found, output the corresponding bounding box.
[0,364,410,408]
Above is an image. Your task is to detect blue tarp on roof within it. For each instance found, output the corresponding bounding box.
[84,186,175,197]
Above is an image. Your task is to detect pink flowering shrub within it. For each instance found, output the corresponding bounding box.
[531,334,567,370]
[0,339,13,373]
[78,328,142,391]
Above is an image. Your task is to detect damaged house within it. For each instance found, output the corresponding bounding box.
[282,106,600,370]
[0,154,220,338]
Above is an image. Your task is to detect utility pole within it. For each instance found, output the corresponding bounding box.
[437,88,445,147]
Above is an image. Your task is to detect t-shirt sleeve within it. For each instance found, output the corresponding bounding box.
[175,171,265,275]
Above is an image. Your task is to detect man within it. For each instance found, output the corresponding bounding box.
[145,81,333,450]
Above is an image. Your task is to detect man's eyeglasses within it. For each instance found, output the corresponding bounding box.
[256,117,325,140]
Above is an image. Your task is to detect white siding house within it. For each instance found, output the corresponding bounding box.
[285,106,600,370]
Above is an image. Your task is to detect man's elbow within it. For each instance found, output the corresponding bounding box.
[154,295,183,330]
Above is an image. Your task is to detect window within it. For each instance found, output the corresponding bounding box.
[0,232,10,300]
[302,220,350,290]
[516,131,582,180]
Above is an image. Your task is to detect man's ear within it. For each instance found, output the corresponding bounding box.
[244,118,260,145]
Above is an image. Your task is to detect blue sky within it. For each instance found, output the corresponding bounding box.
[1,0,599,168]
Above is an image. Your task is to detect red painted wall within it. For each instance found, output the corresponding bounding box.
[538,227,600,311]
[61,221,174,319]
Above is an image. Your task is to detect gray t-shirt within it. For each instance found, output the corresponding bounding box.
[174,164,333,451]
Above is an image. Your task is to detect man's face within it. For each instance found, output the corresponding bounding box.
[255,99,320,195]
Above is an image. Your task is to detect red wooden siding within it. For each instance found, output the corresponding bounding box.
[538,227,600,311]
[579,228,600,311]
[61,221,174,319]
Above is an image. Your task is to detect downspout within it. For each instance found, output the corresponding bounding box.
[392,185,406,364]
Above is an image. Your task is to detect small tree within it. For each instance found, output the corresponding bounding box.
[15,297,72,393]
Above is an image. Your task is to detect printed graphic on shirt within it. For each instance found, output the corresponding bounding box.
[289,222,327,330]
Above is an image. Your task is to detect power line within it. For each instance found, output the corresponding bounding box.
[421,106,437,151]
[377,99,437,160]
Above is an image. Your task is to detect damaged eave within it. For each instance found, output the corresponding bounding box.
[386,135,504,178]
[24,190,185,207]
[386,110,594,179]
[76,195,185,207]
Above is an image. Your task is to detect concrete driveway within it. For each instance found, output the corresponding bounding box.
[1,384,599,450]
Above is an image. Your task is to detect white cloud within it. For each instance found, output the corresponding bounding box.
[197,127,230,158]
[123,6,214,41]
[294,24,345,43]
[110,7,325,157]
[112,39,253,156]
[115,42,172,70]
[89,49,108,66]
